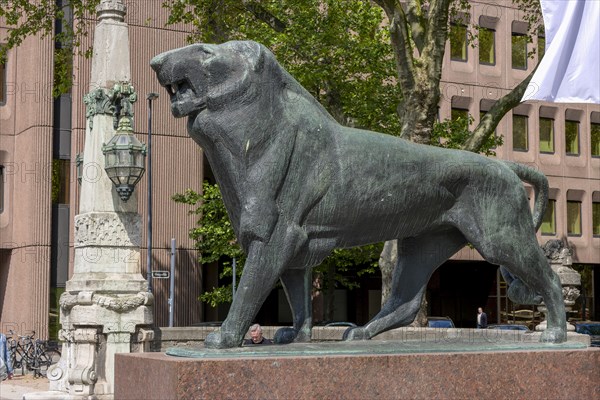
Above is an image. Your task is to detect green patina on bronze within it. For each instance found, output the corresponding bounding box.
[151,40,568,349]
[83,81,137,130]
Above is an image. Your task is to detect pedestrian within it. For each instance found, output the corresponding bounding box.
[243,324,273,345]
[477,307,488,329]
[0,333,14,380]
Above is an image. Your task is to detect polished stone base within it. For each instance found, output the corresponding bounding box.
[115,342,599,399]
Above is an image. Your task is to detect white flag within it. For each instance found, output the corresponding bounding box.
[522,0,600,103]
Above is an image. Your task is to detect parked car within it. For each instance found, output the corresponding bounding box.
[487,324,530,332]
[427,317,455,328]
[573,321,600,347]
[324,322,357,328]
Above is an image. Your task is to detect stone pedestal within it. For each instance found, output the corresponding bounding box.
[115,348,600,399]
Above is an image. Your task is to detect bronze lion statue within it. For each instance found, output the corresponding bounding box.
[151,41,566,348]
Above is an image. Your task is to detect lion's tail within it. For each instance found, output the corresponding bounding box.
[503,161,549,231]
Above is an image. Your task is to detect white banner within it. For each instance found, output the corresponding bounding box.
[522,0,600,104]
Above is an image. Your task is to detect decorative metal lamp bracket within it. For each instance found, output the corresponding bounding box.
[83,82,138,130]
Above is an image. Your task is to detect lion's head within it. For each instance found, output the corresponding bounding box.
[150,41,265,119]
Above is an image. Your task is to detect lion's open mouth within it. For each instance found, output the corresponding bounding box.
[164,78,206,118]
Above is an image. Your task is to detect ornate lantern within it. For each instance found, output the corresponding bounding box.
[102,116,146,202]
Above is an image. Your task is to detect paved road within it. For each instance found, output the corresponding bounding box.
[0,375,49,400]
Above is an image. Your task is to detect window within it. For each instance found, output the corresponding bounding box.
[565,120,580,155]
[593,202,600,236]
[0,165,4,213]
[567,201,582,236]
[0,47,6,105]
[539,117,554,153]
[451,107,469,122]
[479,27,495,65]
[450,24,468,61]
[541,199,556,235]
[538,35,545,60]
[512,33,528,69]
[592,122,600,157]
[513,114,528,151]
[51,159,71,205]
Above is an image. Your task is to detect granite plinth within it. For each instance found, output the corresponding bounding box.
[115,343,600,400]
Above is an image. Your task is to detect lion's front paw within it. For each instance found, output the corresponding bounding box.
[204,331,240,349]
[343,327,369,341]
[540,327,567,344]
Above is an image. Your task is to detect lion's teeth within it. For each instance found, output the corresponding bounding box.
[172,82,179,93]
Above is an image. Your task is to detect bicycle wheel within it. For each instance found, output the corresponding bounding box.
[37,350,61,378]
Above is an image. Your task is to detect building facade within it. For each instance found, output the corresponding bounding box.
[0,0,598,336]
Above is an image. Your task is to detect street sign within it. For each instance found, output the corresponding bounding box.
[152,271,170,279]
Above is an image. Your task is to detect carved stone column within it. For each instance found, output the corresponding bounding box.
[535,240,581,332]
[25,1,153,399]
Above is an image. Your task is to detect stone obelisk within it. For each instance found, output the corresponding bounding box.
[26,1,153,398]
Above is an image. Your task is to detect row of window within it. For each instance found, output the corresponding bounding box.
[450,21,544,70]
[542,198,600,237]
[451,106,600,156]
[512,114,600,156]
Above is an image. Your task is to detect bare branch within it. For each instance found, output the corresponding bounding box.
[242,1,286,33]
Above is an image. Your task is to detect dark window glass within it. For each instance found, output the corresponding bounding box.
[539,117,554,153]
[541,199,556,235]
[565,120,580,155]
[567,201,582,236]
[538,36,545,59]
[593,202,600,236]
[513,114,528,151]
[512,33,528,69]
[450,24,468,61]
[479,27,495,65]
[451,108,469,121]
[0,166,4,213]
[592,123,600,157]
[51,159,71,205]
[0,48,6,105]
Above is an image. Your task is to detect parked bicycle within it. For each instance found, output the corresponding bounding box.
[6,331,61,378]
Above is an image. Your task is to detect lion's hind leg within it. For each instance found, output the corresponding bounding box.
[466,231,566,343]
[345,228,466,341]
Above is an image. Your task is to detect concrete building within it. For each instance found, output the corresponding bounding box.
[1,0,598,337]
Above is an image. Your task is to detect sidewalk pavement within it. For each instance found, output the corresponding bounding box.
[0,374,49,400]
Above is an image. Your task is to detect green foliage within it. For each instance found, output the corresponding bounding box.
[314,244,383,292]
[163,0,401,134]
[173,183,245,306]
[431,115,503,156]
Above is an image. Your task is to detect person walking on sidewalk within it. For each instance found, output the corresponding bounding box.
[0,333,14,380]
